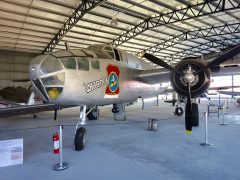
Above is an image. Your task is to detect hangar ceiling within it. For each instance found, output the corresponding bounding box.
[0,0,239,64]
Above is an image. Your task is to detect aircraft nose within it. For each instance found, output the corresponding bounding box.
[29,55,65,102]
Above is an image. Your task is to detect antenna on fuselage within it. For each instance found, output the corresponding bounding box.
[65,42,71,50]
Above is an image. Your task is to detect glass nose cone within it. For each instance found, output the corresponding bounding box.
[40,55,63,75]
[29,54,65,102]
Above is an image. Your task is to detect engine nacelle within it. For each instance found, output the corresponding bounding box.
[170,59,211,98]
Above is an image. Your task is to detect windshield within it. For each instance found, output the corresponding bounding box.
[60,57,77,69]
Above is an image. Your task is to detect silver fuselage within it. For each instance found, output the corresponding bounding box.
[29,44,240,106]
[29,45,168,106]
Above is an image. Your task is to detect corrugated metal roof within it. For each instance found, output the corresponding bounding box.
[0,0,239,63]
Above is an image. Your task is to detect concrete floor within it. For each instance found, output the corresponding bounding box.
[0,99,240,180]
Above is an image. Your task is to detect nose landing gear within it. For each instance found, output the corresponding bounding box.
[74,105,100,151]
[74,105,87,151]
[74,127,87,151]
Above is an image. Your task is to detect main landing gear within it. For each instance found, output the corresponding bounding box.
[174,95,184,116]
[174,103,199,126]
[86,105,99,120]
[175,107,184,116]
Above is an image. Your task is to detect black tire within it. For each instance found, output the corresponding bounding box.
[175,107,183,116]
[74,127,87,151]
[87,107,99,120]
[192,103,199,127]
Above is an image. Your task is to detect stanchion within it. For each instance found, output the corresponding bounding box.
[200,112,212,146]
[148,118,158,131]
[226,98,229,108]
[220,104,228,125]
[53,125,70,171]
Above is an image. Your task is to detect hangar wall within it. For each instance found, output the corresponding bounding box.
[0,50,37,89]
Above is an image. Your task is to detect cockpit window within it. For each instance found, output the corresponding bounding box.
[104,46,113,51]
[103,45,115,59]
[41,73,65,86]
[94,52,109,59]
[52,50,73,57]
[87,44,103,51]
[40,55,63,74]
[91,60,100,70]
[60,57,77,69]
[77,57,89,71]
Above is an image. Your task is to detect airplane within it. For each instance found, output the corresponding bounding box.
[0,86,62,118]
[25,43,240,151]
[1,43,239,150]
[218,91,240,104]
[0,86,32,105]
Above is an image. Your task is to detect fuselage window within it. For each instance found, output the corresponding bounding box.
[77,57,89,71]
[60,57,77,69]
[91,60,100,70]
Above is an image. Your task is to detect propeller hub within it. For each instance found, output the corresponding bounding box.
[170,59,211,98]
[183,65,196,84]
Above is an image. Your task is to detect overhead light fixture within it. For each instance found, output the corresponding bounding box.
[110,0,118,27]
[110,15,118,26]
[215,48,221,53]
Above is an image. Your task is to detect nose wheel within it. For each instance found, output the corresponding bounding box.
[74,127,87,151]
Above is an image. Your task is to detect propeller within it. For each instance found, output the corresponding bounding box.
[195,45,240,75]
[140,45,240,134]
[140,51,174,71]
[185,82,192,134]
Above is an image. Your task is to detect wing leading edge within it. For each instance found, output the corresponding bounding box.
[137,68,170,84]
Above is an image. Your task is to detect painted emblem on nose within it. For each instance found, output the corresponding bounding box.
[105,64,120,98]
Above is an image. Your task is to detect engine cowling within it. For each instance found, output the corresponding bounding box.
[170,59,211,98]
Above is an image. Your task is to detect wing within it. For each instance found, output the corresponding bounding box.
[0,104,61,118]
[209,86,240,91]
[137,68,170,84]
[218,91,240,96]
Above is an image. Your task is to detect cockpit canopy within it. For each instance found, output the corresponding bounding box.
[87,44,116,59]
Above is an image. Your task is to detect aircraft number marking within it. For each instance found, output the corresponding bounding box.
[85,77,107,93]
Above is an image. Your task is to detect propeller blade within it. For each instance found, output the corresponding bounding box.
[207,45,240,68]
[185,82,192,134]
[195,45,240,75]
[140,51,174,71]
